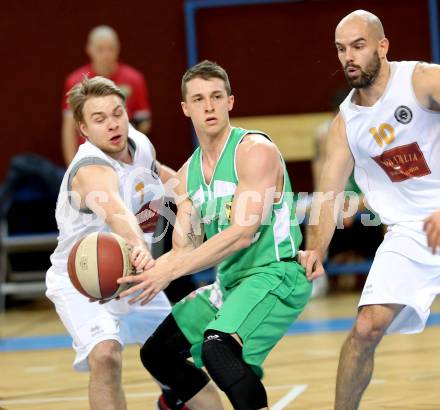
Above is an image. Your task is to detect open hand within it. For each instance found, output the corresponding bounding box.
[117,264,172,305]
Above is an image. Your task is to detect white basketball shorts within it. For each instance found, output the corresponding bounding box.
[359,226,440,334]
[46,270,171,372]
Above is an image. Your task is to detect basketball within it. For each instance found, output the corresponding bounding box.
[68,232,135,300]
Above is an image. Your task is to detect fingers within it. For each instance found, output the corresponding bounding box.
[307,266,325,282]
[305,253,317,277]
[143,258,156,271]
[118,281,144,299]
[424,216,440,254]
[130,245,154,271]
[117,272,145,286]
[128,290,149,305]
[124,285,156,305]
[299,250,325,281]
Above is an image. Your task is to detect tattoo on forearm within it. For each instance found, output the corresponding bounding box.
[186,212,198,248]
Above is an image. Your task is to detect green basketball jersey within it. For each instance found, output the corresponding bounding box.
[186,127,302,288]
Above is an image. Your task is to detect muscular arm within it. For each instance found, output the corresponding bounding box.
[61,113,78,166]
[72,165,152,270]
[118,134,281,303]
[172,135,279,273]
[301,114,354,278]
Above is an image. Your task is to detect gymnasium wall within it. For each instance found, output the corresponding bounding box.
[1,0,190,178]
[1,0,433,186]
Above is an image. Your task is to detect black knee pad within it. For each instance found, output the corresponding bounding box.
[201,329,267,409]
[140,314,210,403]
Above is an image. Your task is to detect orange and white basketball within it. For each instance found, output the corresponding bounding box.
[68,232,135,300]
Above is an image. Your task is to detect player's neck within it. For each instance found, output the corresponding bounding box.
[198,125,232,167]
[355,60,391,107]
[109,146,132,164]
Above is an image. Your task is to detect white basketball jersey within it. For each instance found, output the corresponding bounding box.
[48,126,164,276]
[340,61,440,229]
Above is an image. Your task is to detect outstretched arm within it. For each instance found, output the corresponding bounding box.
[72,165,153,272]
[299,113,354,280]
[118,134,281,304]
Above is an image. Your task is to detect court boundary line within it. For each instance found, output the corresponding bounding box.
[271,384,308,410]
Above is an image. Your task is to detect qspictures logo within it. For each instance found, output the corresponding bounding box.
[372,142,431,182]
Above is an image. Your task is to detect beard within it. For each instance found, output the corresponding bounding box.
[344,51,381,89]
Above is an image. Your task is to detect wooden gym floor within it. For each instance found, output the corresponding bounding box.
[1,290,440,409]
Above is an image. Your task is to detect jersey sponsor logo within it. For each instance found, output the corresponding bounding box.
[394,105,412,124]
[135,201,160,233]
[372,142,431,182]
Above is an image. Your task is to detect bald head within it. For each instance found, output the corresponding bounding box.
[86,25,120,76]
[335,10,389,89]
[336,10,385,41]
[88,25,119,46]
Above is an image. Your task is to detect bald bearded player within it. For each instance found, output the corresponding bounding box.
[299,10,440,410]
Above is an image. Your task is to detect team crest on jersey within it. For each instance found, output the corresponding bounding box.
[394,105,412,124]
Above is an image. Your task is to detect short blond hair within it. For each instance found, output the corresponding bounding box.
[67,76,126,123]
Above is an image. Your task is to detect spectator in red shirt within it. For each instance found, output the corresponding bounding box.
[62,25,152,165]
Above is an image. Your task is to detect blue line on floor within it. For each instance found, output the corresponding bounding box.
[2,313,440,352]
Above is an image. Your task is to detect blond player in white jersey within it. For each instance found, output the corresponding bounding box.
[299,10,440,410]
[46,76,186,410]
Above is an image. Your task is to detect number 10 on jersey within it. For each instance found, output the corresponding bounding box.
[369,123,395,147]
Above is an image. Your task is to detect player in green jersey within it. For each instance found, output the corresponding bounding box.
[118,60,312,410]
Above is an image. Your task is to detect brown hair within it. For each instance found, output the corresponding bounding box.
[181,60,231,100]
[67,75,126,123]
